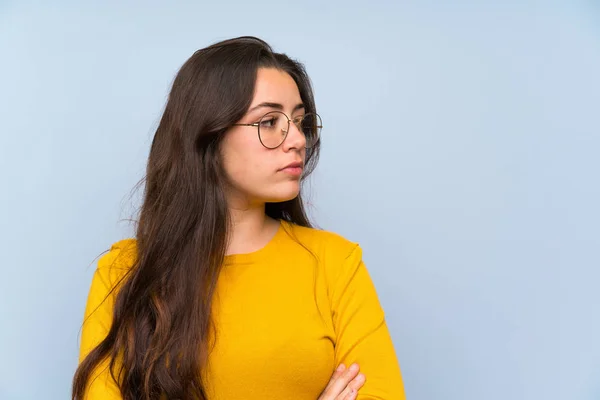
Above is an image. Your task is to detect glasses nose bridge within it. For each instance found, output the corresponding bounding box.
[278,113,306,150]
[281,113,303,134]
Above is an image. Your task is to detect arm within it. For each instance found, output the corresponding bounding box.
[330,245,406,400]
[78,242,134,399]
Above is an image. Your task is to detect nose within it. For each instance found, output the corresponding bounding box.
[281,119,306,151]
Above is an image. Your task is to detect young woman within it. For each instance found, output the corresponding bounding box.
[72,36,406,400]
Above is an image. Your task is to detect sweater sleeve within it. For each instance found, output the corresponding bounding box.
[330,244,406,400]
[78,240,136,399]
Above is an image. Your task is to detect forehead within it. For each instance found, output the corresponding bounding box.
[249,68,301,107]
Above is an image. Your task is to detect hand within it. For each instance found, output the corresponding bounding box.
[318,363,366,400]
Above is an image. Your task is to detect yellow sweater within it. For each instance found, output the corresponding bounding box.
[79,220,406,399]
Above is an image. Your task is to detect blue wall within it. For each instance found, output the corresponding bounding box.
[1,1,598,399]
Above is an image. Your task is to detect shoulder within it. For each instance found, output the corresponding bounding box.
[93,238,138,289]
[284,223,372,302]
[284,222,364,277]
[285,222,359,256]
[82,239,138,326]
[98,238,137,268]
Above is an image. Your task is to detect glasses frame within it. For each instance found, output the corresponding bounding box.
[232,111,322,149]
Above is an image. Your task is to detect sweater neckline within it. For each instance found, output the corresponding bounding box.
[223,220,289,265]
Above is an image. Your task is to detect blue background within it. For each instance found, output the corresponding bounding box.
[1,1,599,399]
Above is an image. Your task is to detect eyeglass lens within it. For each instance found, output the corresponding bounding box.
[258,111,321,149]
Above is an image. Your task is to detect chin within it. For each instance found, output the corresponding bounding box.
[263,183,301,203]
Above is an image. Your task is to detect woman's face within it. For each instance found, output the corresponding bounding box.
[220,67,307,208]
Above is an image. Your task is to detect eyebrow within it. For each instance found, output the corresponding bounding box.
[248,102,305,114]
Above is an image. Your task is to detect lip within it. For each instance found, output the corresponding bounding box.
[281,161,304,170]
[279,161,304,176]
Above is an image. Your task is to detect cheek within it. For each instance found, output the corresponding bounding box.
[221,131,271,185]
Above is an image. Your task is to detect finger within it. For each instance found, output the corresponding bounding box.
[347,373,366,391]
[325,363,360,397]
[338,386,357,400]
[338,374,365,400]
[322,364,346,393]
[342,363,360,382]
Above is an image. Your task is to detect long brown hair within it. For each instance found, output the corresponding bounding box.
[72,36,321,400]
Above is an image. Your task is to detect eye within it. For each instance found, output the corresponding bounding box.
[259,116,278,128]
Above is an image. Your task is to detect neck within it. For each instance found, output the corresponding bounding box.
[226,200,279,256]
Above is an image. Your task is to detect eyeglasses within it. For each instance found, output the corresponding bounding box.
[232,111,322,149]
